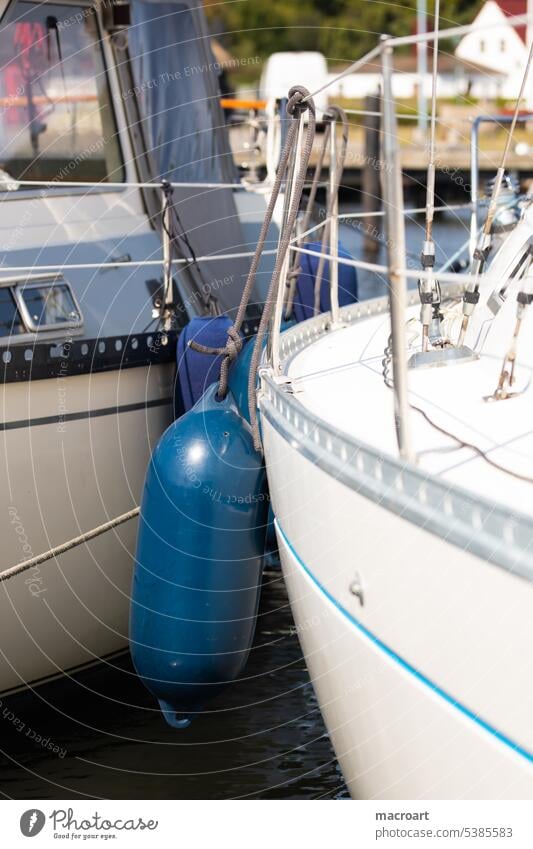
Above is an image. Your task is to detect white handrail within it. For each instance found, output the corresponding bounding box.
[390,13,530,47]
[303,44,383,103]
[339,202,472,221]
[0,241,507,282]
[343,107,443,122]
[1,178,252,191]
[289,243,527,291]
[0,249,280,274]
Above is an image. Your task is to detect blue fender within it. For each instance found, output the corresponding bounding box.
[292,240,358,323]
[175,315,238,415]
[227,335,256,425]
[227,321,296,425]
[227,329,295,557]
[130,384,269,728]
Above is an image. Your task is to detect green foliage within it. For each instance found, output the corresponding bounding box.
[206,0,483,76]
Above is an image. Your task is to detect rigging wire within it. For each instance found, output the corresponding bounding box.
[418,0,444,353]
[410,402,533,485]
[488,251,533,401]
[382,334,533,484]
[458,40,533,346]
[312,107,349,318]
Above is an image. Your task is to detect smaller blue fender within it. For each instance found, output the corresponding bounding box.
[293,240,358,323]
[175,315,237,414]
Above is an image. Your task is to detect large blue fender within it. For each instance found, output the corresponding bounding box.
[130,384,269,728]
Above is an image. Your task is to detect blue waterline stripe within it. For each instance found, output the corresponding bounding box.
[275,519,533,766]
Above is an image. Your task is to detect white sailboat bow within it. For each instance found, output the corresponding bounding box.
[259,16,533,799]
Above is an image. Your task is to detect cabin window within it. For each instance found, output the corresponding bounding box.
[0,2,123,187]
[0,287,25,336]
[14,279,82,331]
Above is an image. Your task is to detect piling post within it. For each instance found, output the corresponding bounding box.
[362,92,382,262]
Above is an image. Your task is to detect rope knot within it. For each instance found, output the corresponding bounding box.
[225,326,243,363]
[287,86,311,118]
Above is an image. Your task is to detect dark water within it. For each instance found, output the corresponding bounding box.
[338,200,472,299]
[0,206,466,802]
[0,567,348,800]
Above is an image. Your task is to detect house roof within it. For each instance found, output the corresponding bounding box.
[494,0,527,43]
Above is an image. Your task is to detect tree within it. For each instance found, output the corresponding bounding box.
[205,0,483,74]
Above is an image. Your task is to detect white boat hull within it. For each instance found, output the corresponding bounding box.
[0,364,174,696]
[261,351,533,798]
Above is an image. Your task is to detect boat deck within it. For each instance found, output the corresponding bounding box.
[285,299,533,520]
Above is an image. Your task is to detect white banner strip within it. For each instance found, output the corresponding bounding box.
[3,800,533,847]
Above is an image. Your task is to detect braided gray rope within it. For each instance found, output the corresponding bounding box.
[189,86,316,426]
[282,119,332,318]
[189,89,315,399]
[312,106,349,316]
[248,87,317,452]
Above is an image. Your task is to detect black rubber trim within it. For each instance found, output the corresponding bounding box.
[1,397,172,432]
[0,330,179,384]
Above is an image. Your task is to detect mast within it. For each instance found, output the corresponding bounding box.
[417,0,428,136]
[381,37,413,461]
[526,0,533,111]
[418,0,443,352]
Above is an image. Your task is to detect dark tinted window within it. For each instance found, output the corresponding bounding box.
[0,2,123,185]
[0,287,24,335]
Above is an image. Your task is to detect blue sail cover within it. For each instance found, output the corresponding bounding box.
[128,0,249,314]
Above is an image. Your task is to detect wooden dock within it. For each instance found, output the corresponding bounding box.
[229,122,533,199]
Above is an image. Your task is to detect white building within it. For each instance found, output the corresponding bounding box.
[326,53,505,101]
[326,0,531,105]
[455,0,532,104]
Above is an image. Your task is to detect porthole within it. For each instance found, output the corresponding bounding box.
[14,277,83,333]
